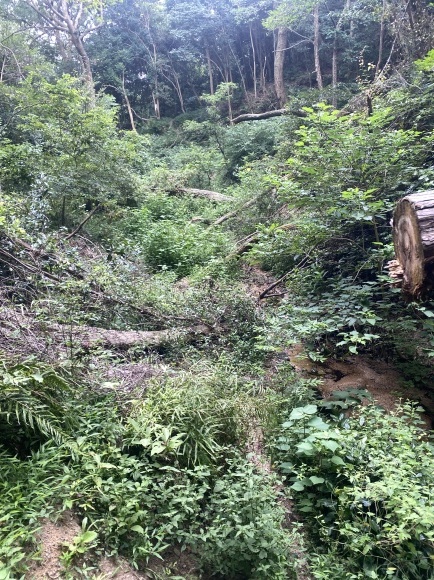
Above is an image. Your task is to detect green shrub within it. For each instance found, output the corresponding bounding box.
[126,365,257,467]
[191,457,295,579]
[275,401,434,579]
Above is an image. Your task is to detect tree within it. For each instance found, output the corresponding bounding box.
[14,0,109,96]
[265,0,325,91]
[0,75,146,226]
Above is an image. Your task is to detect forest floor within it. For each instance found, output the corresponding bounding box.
[23,259,434,579]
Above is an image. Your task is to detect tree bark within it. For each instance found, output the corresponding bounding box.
[122,72,137,132]
[232,109,286,124]
[250,23,257,99]
[173,188,233,202]
[50,323,212,350]
[25,0,96,100]
[376,0,386,77]
[313,5,323,90]
[274,27,288,107]
[393,190,434,295]
[332,0,351,106]
[206,46,214,95]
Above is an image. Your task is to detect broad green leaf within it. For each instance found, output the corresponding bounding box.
[131,525,145,534]
[291,481,305,491]
[297,441,315,455]
[322,440,339,452]
[80,531,98,544]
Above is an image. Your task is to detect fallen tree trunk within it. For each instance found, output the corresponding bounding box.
[52,323,212,350]
[172,188,233,202]
[0,306,213,352]
[232,109,287,124]
[232,108,307,124]
[228,223,297,258]
[208,195,261,228]
[393,190,434,295]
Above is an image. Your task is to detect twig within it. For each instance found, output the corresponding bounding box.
[208,195,261,228]
[65,204,102,240]
[261,292,288,299]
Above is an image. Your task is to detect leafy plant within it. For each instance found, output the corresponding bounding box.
[275,401,434,579]
[191,457,296,579]
[0,361,74,450]
[60,517,98,568]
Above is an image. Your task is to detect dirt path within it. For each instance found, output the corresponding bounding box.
[287,344,434,428]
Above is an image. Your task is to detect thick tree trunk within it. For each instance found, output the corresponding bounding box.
[51,324,212,350]
[376,0,386,76]
[122,73,137,132]
[274,27,288,107]
[70,32,93,90]
[232,109,286,124]
[393,190,434,295]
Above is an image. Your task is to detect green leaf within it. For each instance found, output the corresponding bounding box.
[322,440,339,452]
[310,476,325,485]
[80,531,98,544]
[307,416,329,430]
[130,525,145,534]
[291,481,305,491]
[280,462,294,472]
[297,441,315,455]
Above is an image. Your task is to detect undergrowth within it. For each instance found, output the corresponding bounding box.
[273,398,434,579]
[0,359,299,578]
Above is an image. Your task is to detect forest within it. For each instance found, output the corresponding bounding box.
[1,0,434,578]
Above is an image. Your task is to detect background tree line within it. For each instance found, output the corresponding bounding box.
[1,0,432,127]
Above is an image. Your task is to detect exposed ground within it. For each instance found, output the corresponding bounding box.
[287,344,434,428]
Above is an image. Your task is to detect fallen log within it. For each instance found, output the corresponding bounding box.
[172,188,233,202]
[232,108,308,124]
[228,223,297,258]
[208,195,261,229]
[0,306,213,352]
[232,109,287,124]
[53,323,212,350]
[65,203,103,240]
[392,190,434,295]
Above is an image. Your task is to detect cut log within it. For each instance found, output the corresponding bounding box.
[208,195,261,228]
[392,190,434,295]
[0,306,213,353]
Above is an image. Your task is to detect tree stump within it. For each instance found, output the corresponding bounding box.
[392,190,434,295]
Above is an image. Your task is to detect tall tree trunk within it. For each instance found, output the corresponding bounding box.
[249,23,257,99]
[332,40,338,102]
[59,0,94,98]
[313,5,323,90]
[274,27,288,107]
[206,46,214,95]
[122,72,136,132]
[376,0,386,76]
[332,0,351,106]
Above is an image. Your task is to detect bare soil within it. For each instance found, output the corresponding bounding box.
[287,344,434,428]
[28,513,147,579]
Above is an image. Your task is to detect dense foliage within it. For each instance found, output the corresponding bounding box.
[1,0,434,578]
